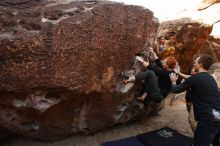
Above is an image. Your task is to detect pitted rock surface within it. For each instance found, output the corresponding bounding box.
[0,0,160,141]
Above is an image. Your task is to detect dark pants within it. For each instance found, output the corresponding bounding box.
[194,121,220,146]
[213,131,220,146]
[135,70,163,103]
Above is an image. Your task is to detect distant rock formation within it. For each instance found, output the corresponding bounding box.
[159,18,220,73]
[198,0,220,10]
[174,0,220,39]
[0,0,160,142]
[157,0,220,73]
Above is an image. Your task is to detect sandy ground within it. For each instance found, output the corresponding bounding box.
[2,95,193,146]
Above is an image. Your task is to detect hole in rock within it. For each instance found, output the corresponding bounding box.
[11,117,17,122]
[46,92,60,102]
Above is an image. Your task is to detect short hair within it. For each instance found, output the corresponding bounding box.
[198,54,213,70]
[166,56,177,70]
[158,36,165,40]
[169,31,176,36]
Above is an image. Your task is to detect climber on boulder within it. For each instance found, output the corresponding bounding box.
[123,48,178,103]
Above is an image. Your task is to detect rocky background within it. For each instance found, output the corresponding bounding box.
[0,0,219,144]
[158,0,220,73]
[158,19,220,73]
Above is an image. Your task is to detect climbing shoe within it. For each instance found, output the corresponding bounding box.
[121,72,129,80]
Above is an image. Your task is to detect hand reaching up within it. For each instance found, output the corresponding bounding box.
[135,56,149,67]
[149,47,158,60]
[135,56,144,63]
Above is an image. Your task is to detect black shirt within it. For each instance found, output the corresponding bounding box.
[148,59,174,98]
[171,72,220,121]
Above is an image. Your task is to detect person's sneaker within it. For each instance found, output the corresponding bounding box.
[136,92,148,103]
[136,97,144,103]
[123,79,128,84]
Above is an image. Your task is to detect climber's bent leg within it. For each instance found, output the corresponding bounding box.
[135,70,163,103]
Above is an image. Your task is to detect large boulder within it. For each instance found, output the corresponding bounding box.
[0,0,160,141]
[0,126,17,144]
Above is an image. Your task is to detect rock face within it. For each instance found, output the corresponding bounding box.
[0,0,160,141]
[0,126,17,144]
[158,0,220,73]
[159,18,220,73]
[209,62,220,88]
[199,0,220,10]
[173,0,220,38]
[198,0,220,38]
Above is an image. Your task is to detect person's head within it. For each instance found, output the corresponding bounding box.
[168,47,175,56]
[162,49,170,58]
[193,54,213,72]
[169,32,176,36]
[169,32,176,41]
[158,36,165,44]
[163,56,177,70]
[162,47,175,58]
